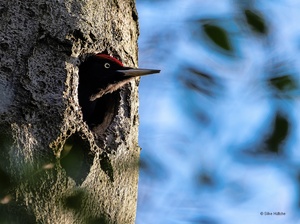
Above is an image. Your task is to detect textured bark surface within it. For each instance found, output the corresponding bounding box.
[0,0,140,223]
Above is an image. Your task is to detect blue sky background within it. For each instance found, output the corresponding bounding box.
[135,1,300,224]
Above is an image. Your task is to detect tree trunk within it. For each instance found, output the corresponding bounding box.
[0,0,140,223]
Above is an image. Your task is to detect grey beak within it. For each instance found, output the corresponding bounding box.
[117,68,161,77]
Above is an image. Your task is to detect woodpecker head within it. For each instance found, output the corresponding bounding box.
[79,54,160,101]
[78,53,160,125]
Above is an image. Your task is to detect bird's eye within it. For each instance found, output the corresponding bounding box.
[104,63,110,69]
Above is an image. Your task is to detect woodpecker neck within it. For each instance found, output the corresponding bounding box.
[89,78,134,101]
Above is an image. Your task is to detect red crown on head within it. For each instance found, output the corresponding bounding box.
[95,54,123,67]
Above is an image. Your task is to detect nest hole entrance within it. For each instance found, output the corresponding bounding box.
[78,55,121,135]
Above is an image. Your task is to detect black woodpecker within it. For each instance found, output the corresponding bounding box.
[78,54,160,127]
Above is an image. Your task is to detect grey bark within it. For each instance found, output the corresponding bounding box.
[0,0,140,223]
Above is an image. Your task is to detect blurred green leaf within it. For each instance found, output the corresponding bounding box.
[244,9,267,35]
[180,67,223,99]
[187,68,215,83]
[269,75,298,92]
[182,78,211,96]
[63,189,85,211]
[0,168,12,196]
[203,24,232,52]
[87,216,110,224]
[265,113,289,153]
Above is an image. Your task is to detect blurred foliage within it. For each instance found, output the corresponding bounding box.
[265,113,289,154]
[0,133,14,204]
[181,67,222,98]
[63,189,86,211]
[202,23,233,52]
[269,75,298,94]
[0,168,12,198]
[137,1,300,223]
[191,6,297,157]
[0,132,113,223]
[244,9,267,35]
[63,189,110,224]
[0,200,37,224]
[191,7,270,58]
